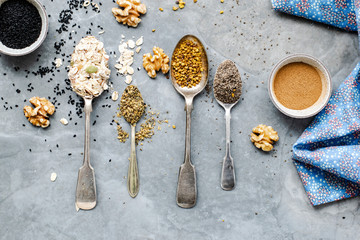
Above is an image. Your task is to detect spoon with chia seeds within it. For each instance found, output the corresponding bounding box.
[213,60,242,190]
[120,85,145,198]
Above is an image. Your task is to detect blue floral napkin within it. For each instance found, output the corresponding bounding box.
[272,0,357,31]
[272,0,360,206]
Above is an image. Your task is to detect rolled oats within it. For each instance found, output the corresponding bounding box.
[125,75,133,84]
[55,58,62,68]
[135,36,143,46]
[112,91,119,101]
[60,118,69,125]
[50,172,57,182]
[68,36,111,98]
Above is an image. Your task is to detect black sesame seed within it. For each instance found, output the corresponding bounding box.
[0,0,42,49]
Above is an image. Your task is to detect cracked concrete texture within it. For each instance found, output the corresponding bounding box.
[0,0,359,239]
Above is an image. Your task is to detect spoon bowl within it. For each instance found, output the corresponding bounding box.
[171,34,208,208]
[171,35,209,99]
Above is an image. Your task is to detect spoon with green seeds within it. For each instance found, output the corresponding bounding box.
[120,85,145,198]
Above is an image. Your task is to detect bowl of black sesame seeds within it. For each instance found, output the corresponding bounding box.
[0,0,48,56]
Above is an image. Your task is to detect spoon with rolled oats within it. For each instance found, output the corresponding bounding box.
[68,36,111,210]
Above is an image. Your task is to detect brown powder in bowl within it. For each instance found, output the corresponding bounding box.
[273,62,322,110]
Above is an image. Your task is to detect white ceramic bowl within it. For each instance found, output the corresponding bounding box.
[0,0,48,56]
[268,54,332,118]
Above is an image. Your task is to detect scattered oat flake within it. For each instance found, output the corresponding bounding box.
[112,91,119,101]
[125,75,133,84]
[127,66,134,75]
[127,40,135,49]
[115,39,136,79]
[50,172,57,182]
[135,47,141,53]
[55,58,62,68]
[135,36,143,46]
[60,118,68,125]
[98,30,105,35]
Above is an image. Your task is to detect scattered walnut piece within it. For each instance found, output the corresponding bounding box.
[112,0,147,27]
[23,97,55,128]
[143,46,169,78]
[250,124,279,151]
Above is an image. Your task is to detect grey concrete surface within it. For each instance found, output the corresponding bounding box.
[0,0,359,239]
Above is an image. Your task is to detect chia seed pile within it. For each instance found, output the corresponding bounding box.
[0,0,42,49]
[213,60,242,104]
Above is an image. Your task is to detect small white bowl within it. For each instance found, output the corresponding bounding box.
[0,0,48,56]
[268,54,332,118]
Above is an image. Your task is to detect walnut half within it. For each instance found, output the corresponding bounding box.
[250,124,279,151]
[23,97,55,128]
[143,46,169,78]
[112,0,147,27]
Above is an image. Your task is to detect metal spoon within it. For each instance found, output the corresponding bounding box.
[170,35,208,208]
[128,124,139,197]
[75,95,97,210]
[120,85,145,198]
[70,36,110,210]
[213,60,242,190]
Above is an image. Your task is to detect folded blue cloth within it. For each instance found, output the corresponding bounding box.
[272,0,357,31]
[293,65,360,205]
[272,0,360,206]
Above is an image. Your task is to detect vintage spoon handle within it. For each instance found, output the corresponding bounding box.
[128,124,139,198]
[76,97,97,210]
[221,107,235,190]
[176,98,197,208]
